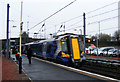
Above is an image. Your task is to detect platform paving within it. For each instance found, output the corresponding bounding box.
[22,55,106,81]
[1,55,31,81]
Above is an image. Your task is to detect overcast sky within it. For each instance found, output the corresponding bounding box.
[0,0,119,39]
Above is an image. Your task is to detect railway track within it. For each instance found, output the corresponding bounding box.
[80,59,120,80]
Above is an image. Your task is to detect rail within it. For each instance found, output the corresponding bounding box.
[80,59,120,80]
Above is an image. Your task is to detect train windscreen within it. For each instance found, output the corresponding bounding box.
[61,40,68,53]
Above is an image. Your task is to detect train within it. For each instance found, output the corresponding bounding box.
[23,33,86,67]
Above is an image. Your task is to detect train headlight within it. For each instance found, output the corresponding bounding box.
[81,52,84,57]
[81,52,84,56]
[61,52,70,58]
[81,52,84,54]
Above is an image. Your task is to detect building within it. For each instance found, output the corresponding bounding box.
[0,37,44,50]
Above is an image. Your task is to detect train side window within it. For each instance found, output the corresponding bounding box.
[31,45,37,52]
[43,43,47,52]
[53,45,57,53]
[47,44,52,53]
[39,44,42,52]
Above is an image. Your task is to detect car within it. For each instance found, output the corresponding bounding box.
[93,47,115,56]
[88,47,96,54]
[103,49,116,57]
[86,44,96,55]
[92,48,99,56]
[109,49,120,57]
[99,47,115,56]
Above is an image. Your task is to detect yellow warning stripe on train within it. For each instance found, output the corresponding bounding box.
[71,38,80,59]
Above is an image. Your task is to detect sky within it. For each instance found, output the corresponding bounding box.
[0,0,119,39]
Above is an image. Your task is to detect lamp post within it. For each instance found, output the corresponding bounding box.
[83,13,86,54]
[19,1,23,74]
[9,19,16,56]
[9,25,17,56]
[6,4,10,58]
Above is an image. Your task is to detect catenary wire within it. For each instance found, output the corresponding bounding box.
[29,0,77,31]
[52,1,117,27]
[87,27,118,33]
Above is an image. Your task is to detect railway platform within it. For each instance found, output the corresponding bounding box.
[1,55,31,81]
[21,55,116,81]
[22,55,98,80]
[1,54,118,81]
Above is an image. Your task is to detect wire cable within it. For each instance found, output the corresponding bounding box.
[87,15,118,25]
[87,26,118,33]
[86,2,117,14]
[58,15,118,33]
[29,0,77,31]
[28,1,118,36]
[53,1,117,26]
[87,8,118,19]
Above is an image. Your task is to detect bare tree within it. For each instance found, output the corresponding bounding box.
[99,33,111,42]
[21,31,29,44]
[114,30,120,41]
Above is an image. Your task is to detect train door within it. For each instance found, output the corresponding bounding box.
[71,38,81,63]
[42,42,47,59]
[67,37,81,64]
[39,44,43,56]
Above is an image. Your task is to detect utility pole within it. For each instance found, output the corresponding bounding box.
[97,21,100,56]
[19,1,23,74]
[83,13,86,54]
[96,34,98,55]
[6,4,10,58]
[98,21,100,36]
[27,21,29,42]
[27,21,29,37]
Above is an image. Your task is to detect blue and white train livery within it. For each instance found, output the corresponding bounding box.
[24,33,86,67]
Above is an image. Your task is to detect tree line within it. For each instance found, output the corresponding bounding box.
[89,30,120,47]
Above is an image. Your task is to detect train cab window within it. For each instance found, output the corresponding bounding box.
[61,40,68,53]
[78,40,82,51]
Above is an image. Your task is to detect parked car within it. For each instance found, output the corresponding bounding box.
[99,47,115,56]
[103,49,116,57]
[86,44,96,55]
[92,48,99,56]
[107,49,120,57]
[93,47,115,56]
[88,47,96,54]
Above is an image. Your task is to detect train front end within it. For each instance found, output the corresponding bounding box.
[60,35,86,67]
